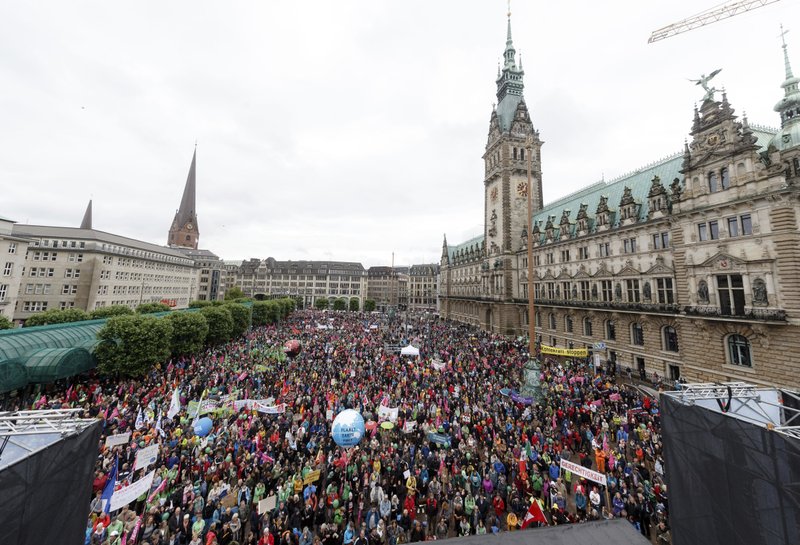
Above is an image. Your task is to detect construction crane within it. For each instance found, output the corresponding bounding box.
[649,0,781,43]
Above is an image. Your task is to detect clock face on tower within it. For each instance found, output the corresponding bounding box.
[517,181,528,197]
[490,186,498,202]
[186,223,193,230]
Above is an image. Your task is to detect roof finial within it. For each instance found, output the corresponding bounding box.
[780,25,794,79]
[80,199,93,230]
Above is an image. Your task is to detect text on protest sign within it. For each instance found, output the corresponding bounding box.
[134,444,159,471]
[560,458,607,487]
[105,432,131,448]
[110,471,155,511]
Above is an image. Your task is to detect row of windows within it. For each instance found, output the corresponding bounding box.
[33,239,86,249]
[532,278,675,304]
[697,214,752,241]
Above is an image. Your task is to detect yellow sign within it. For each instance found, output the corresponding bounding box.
[303,470,321,485]
[540,345,588,357]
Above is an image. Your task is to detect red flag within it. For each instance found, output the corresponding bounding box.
[521,499,548,528]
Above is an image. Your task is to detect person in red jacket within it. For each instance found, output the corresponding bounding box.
[493,494,505,518]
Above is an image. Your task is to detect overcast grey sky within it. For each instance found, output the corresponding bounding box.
[1,1,798,267]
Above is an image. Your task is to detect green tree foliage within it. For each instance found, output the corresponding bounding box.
[315,297,329,310]
[95,315,173,377]
[136,302,172,314]
[166,312,209,357]
[225,303,252,338]
[0,315,13,330]
[24,308,90,327]
[277,298,295,317]
[189,300,213,309]
[364,299,376,312]
[89,305,135,319]
[332,298,347,311]
[252,301,277,326]
[200,305,234,345]
[224,286,245,300]
[349,298,360,312]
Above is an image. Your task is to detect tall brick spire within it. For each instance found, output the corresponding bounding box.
[168,147,199,249]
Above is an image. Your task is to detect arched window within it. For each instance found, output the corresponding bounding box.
[708,171,718,192]
[535,311,541,327]
[520,148,526,161]
[720,167,730,189]
[631,323,644,346]
[513,147,518,160]
[606,320,616,341]
[565,315,574,333]
[548,313,556,330]
[727,334,752,367]
[663,326,679,352]
[583,317,593,337]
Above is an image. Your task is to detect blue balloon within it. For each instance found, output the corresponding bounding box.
[193,416,213,437]
[331,409,365,448]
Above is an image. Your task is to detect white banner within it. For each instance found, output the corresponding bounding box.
[403,421,417,434]
[110,470,155,511]
[560,458,607,487]
[134,444,159,471]
[431,360,446,371]
[378,405,399,422]
[255,402,286,414]
[105,432,131,448]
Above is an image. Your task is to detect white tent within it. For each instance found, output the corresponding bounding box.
[400,345,420,357]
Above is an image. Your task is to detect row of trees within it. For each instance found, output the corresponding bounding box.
[314,297,376,312]
[21,302,174,327]
[95,298,295,377]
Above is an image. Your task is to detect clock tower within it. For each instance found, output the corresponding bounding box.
[168,148,200,250]
[484,11,543,259]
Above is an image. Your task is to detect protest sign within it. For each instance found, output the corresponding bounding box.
[378,405,399,422]
[258,495,277,514]
[110,471,155,511]
[134,444,159,471]
[303,470,321,485]
[105,432,131,448]
[560,458,607,487]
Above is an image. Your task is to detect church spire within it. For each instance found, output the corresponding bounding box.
[79,199,92,230]
[168,147,200,249]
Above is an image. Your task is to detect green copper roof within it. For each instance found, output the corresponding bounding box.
[447,234,485,262]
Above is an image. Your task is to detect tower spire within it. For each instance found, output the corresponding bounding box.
[781,25,794,79]
[79,199,92,230]
[168,147,200,249]
[773,25,800,131]
[494,2,525,131]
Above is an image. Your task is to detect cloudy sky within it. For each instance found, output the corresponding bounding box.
[1,1,798,267]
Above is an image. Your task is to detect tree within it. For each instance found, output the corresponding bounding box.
[224,286,245,300]
[189,300,213,309]
[315,297,329,310]
[0,315,13,330]
[95,315,173,377]
[252,301,279,326]
[332,298,347,311]
[349,298,360,312]
[24,308,90,327]
[277,298,295,318]
[136,302,172,314]
[89,305,135,319]
[166,311,208,357]
[364,299,376,312]
[200,305,234,345]
[225,303,252,338]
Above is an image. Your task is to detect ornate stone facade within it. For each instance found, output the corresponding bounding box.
[440,22,800,389]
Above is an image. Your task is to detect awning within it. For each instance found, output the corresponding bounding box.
[0,360,28,393]
[24,347,95,383]
[400,345,420,356]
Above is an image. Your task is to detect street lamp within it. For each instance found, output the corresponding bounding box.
[521,135,542,401]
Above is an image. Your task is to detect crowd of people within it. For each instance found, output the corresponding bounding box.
[12,309,671,544]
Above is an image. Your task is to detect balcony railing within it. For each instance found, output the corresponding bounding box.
[683,305,787,322]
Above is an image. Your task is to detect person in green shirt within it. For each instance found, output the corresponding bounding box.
[191,516,205,537]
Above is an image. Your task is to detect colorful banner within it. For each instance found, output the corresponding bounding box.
[403,421,417,434]
[559,458,606,487]
[187,399,219,416]
[431,360,446,371]
[105,432,131,448]
[540,345,589,357]
[110,470,155,511]
[134,444,159,471]
[426,432,451,446]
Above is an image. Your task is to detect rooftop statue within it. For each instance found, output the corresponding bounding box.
[689,69,722,102]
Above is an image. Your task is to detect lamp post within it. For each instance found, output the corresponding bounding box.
[521,135,542,401]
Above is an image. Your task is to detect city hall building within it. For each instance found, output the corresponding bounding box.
[439,17,800,389]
